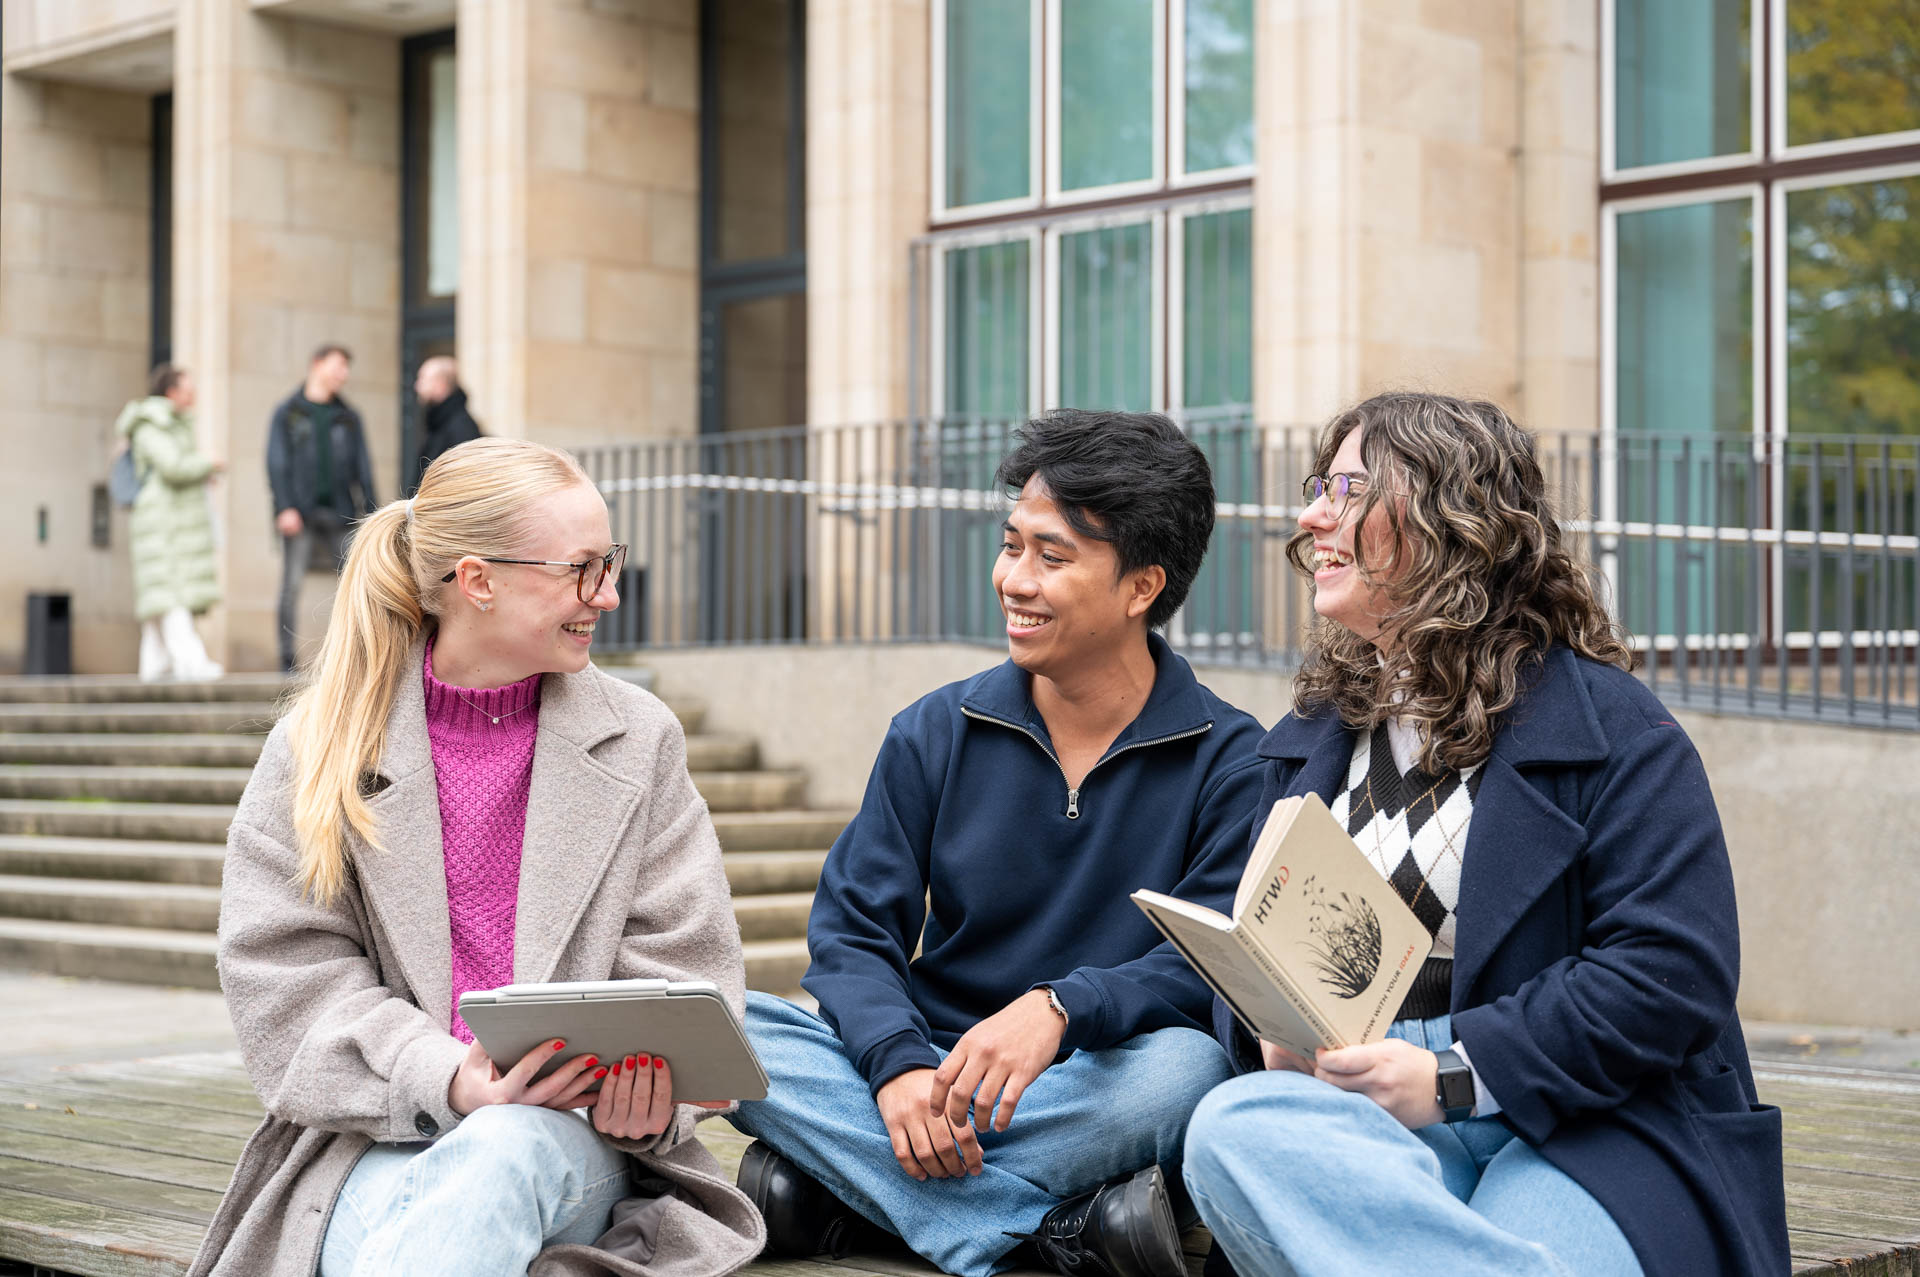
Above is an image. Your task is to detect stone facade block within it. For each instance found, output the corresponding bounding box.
[529,258,589,343]
[586,97,697,190]
[531,88,588,173]
[588,265,696,352]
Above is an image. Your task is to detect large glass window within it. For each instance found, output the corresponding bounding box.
[1056,0,1156,194]
[1612,0,1751,171]
[1785,175,1920,436]
[944,0,1032,209]
[1603,0,1920,683]
[1057,221,1154,409]
[1783,0,1920,149]
[943,240,1031,418]
[928,0,1252,423]
[1180,0,1253,176]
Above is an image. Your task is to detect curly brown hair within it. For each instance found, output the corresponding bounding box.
[1287,391,1634,773]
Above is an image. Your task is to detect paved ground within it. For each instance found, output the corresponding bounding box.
[6,965,1916,1076]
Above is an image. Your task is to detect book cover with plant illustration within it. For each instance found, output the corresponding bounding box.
[1133,794,1431,1056]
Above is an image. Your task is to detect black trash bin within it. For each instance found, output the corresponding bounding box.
[25,592,72,676]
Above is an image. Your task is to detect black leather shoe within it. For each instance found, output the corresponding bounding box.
[736,1139,872,1259]
[1015,1164,1185,1277]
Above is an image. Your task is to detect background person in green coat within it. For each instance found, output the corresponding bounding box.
[116,365,226,682]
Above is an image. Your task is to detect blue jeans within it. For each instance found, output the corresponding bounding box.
[732,990,1236,1277]
[1182,1013,1644,1277]
[318,1103,632,1277]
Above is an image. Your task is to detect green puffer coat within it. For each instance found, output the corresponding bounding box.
[117,396,221,621]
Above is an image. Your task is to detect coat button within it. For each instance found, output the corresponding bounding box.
[413,1111,439,1138]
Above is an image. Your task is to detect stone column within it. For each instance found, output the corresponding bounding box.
[175,1,401,671]
[1252,0,1524,427]
[805,0,928,426]
[458,0,700,451]
[1519,0,1600,435]
[0,74,152,672]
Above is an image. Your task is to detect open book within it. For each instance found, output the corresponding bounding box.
[1132,794,1432,1057]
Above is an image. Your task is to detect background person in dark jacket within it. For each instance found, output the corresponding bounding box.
[406,355,482,496]
[730,411,1267,1277]
[267,343,376,673]
[1180,392,1788,1277]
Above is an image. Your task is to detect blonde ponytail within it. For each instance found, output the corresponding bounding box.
[283,437,595,902]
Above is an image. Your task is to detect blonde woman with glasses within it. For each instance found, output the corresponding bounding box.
[1180,393,1789,1277]
[188,438,763,1277]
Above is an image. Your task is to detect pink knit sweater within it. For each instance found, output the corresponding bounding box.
[423,639,542,1042]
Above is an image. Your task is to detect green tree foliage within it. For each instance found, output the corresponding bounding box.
[1786,177,1920,436]
[1784,0,1920,146]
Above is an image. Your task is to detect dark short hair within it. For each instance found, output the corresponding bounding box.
[149,363,186,397]
[995,409,1215,630]
[311,343,352,365]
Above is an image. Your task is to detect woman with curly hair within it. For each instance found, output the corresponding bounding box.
[1180,392,1788,1276]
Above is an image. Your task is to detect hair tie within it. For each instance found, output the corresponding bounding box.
[405,497,416,524]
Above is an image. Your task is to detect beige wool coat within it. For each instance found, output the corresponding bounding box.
[188,648,765,1277]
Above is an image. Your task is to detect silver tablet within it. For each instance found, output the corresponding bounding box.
[458,979,769,1103]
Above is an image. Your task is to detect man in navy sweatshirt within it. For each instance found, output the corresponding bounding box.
[731,410,1267,1277]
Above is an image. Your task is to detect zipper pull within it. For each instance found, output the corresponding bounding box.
[1066,789,1080,820]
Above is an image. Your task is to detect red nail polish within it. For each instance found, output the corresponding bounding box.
[625,1055,637,1069]
[551,1040,565,1050]
[635,1054,650,1068]
[611,1061,622,1075]
[653,1057,665,1070]
[594,1068,608,1079]
[582,1056,598,1068]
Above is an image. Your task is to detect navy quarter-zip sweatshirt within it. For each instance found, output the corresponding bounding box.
[802,633,1267,1093]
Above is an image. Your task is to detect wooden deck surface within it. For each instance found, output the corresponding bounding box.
[0,1052,1915,1277]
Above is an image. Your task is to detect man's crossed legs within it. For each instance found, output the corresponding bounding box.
[731,990,1234,1277]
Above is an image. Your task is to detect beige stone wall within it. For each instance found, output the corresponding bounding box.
[1253,0,1525,427]
[175,1,401,671]
[1518,0,1600,436]
[636,641,1920,1030]
[460,0,699,453]
[805,0,927,426]
[0,76,153,673]
[2,1,174,64]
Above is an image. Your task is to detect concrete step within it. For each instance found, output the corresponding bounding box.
[0,731,751,771]
[0,702,282,736]
[0,733,266,767]
[0,673,290,704]
[721,850,826,895]
[0,801,848,851]
[0,800,232,843]
[709,809,853,853]
[0,918,807,995]
[0,918,221,989]
[0,875,221,932]
[0,836,226,885]
[0,699,706,737]
[0,763,794,810]
[694,770,807,813]
[730,891,815,942]
[742,938,810,993]
[0,875,815,941]
[0,839,821,896]
[0,766,255,805]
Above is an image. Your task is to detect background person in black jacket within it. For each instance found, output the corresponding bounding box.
[266,343,376,673]
[407,355,483,497]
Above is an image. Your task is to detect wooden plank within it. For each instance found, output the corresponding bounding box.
[0,1186,199,1277]
[1789,1228,1919,1277]
[0,1155,221,1226]
[0,1126,236,1194]
[0,1082,261,1138]
[49,1062,259,1101]
[0,1105,245,1164]
[2,1071,266,1120]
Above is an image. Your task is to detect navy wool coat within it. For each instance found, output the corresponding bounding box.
[1218,646,1789,1277]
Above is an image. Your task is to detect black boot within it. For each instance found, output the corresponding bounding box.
[1014,1164,1186,1277]
[736,1139,879,1259]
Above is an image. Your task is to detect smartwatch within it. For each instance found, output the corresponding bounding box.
[1433,1048,1476,1124]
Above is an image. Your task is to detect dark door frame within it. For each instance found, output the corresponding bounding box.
[399,27,457,494]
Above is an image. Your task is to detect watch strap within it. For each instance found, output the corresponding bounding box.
[1433,1047,1475,1124]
